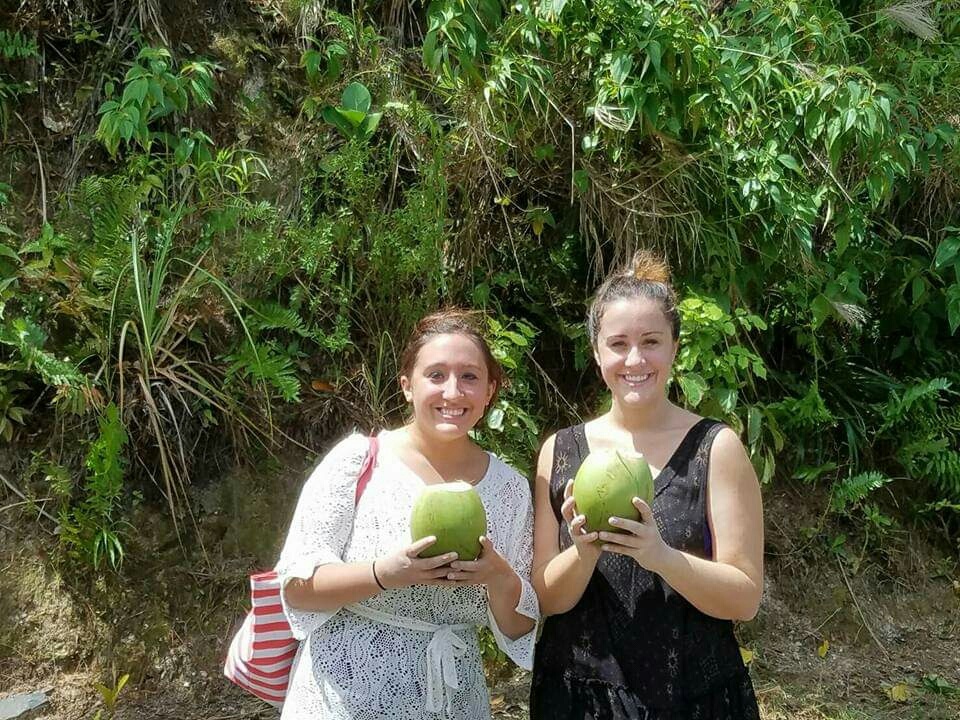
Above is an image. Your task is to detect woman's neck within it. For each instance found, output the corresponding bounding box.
[400,423,475,466]
[607,396,675,433]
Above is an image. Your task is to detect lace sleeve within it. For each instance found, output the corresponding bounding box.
[275,433,369,640]
[486,465,539,670]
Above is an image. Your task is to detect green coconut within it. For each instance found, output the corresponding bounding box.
[572,449,654,535]
[410,482,487,561]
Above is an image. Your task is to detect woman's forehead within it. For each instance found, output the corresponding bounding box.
[601,297,670,332]
[414,333,487,364]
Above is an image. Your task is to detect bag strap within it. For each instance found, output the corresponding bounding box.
[354,434,379,506]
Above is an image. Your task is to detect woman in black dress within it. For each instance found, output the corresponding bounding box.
[530,251,763,719]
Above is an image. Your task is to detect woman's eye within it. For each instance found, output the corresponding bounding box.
[428,371,445,380]
[462,373,478,381]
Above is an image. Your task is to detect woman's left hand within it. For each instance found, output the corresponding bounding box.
[444,536,517,593]
[598,498,673,573]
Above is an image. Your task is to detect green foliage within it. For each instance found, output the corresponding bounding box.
[96,47,217,156]
[675,295,767,416]
[225,340,301,403]
[93,672,130,719]
[478,625,511,683]
[830,471,894,513]
[0,30,38,132]
[4,0,960,557]
[0,315,90,415]
[302,38,348,85]
[475,316,540,475]
[881,378,960,501]
[58,403,129,571]
[0,377,28,442]
[0,30,38,60]
[318,82,382,141]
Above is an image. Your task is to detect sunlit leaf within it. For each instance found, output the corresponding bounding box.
[887,682,910,702]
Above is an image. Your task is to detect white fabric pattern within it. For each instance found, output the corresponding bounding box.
[345,602,472,715]
[275,432,539,720]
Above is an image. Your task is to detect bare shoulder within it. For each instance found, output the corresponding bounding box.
[709,426,757,485]
[538,432,557,466]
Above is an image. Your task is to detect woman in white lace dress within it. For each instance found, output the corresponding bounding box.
[276,309,539,719]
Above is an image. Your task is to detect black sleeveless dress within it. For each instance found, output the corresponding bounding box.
[529,419,760,720]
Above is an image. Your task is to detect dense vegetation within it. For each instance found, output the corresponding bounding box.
[1,0,958,576]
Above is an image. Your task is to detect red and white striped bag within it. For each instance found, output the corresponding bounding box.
[223,435,379,707]
[222,570,298,706]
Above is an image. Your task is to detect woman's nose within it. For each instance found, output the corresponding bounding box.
[442,376,463,398]
[625,346,645,366]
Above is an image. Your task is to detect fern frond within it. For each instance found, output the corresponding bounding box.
[0,31,38,60]
[73,175,149,290]
[0,317,90,411]
[831,471,894,513]
[901,377,951,411]
[905,447,960,502]
[224,341,300,402]
[880,376,952,431]
[246,300,310,337]
[929,451,960,501]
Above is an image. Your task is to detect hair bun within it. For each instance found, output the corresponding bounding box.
[628,249,671,284]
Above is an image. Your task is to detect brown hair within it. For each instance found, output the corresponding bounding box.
[586,249,680,345]
[399,308,505,408]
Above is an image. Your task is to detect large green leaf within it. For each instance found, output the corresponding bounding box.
[340,82,371,114]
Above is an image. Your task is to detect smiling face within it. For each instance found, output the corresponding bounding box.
[593,297,678,408]
[400,333,497,442]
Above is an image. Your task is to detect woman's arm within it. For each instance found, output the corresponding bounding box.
[530,434,602,616]
[600,428,764,621]
[285,537,460,612]
[284,562,381,612]
[483,550,535,640]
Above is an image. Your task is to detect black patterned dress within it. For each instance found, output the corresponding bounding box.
[529,419,760,720]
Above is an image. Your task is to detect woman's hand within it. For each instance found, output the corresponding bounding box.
[597,498,672,573]
[560,479,602,563]
[444,536,517,594]
[374,536,460,589]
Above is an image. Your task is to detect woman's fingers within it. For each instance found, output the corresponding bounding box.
[425,578,460,587]
[426,566,458,579]
[600,544,634,557]
[418,552,458,569]
[563,479,574,500]
[570,514,599,542]
[608,516,644,535]
[632,498,655,523]
[560,496,576,521]
[598,529,641,547]
[478,535,495,556]
[449,559,480,572]
[407,536,437,557]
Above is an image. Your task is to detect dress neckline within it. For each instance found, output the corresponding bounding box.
[576,417,712,482]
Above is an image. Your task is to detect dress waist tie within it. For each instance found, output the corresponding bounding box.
[345,602,473,715]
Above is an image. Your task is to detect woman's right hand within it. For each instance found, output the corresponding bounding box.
[374,536,460,589]
[560,479,602,562]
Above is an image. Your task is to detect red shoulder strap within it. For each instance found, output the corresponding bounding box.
[354,434,379,506]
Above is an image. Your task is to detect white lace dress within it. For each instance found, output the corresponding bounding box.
[276,432,539,719]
